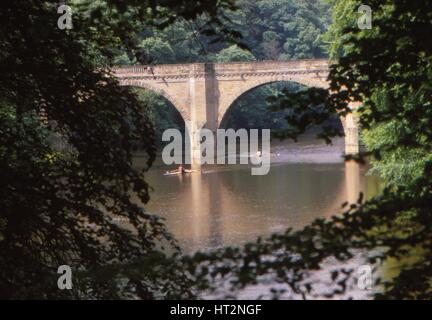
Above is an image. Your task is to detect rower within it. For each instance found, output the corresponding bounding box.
[178,165,186,174]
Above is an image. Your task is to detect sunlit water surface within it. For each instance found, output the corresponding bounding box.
[132,136,382,299]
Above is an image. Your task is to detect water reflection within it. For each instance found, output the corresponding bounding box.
[138,137,381,253]
[345,160,362,204]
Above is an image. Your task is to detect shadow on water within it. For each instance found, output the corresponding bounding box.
[130,135,383,299]
[133,136,381,253]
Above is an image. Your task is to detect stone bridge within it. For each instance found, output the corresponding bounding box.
[114,59,359,165]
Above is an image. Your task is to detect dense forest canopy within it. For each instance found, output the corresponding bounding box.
[123,0,331,64]
[0,0,241,299]
[126,0,334,143]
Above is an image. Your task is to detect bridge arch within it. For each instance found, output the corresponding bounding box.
[115,60,360,163]
[217,74,358,154]
[217,77,350,139]
[118,79,190,122]
[217,74,328,125]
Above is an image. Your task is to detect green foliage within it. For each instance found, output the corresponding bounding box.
[221,83,303,130]
[122,0,332,131]
[108,0,334,133]
[322,0,363,59]
[0,0,238,299]
[268,86,343,142]
[226,0,331,60]
[358,86,432,186]
[5,0,432,301]
[125,0,331,63]
[362,120,432,187]
[184,0,432,299]
[139,38,177,64]
[213,45,255,62]
[133,89,185,148]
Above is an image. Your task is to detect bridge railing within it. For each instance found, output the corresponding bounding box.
[113,59,330,77]
[114,64,192,76]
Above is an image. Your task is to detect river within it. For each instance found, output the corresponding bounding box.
[132,135,382,299]
[134,136,381,253]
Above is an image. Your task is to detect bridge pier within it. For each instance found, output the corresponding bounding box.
[343,109,360,156]
[115,59,362,160]
[187,63,221,169]
[189,125,202,169]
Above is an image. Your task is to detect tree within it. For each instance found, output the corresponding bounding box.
[261,31,282,60]
[132,0,332,63]
[121,0,333,132]
[362,115,432,187]
[220,82,303,131]
[134,89,185,149]
[0,0,239,299]
[139,38,176,64]
[185,0,432,299]
[213,44,256,62]
[232,0,331,59]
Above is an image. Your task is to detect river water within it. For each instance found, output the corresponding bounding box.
[132,136,382,299]
[134,136,381,253]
